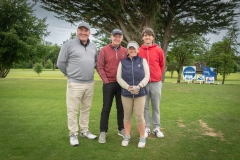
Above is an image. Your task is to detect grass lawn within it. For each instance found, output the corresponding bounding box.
[0,69,240,160]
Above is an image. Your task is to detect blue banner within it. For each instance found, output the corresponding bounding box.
[202,67,216,78]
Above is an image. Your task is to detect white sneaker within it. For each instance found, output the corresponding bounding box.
[121,135,130,147]
[80,131,97,139]
[138,137,146,148]
[152,127,164,138]
[98,132,106,143]
[70,134,79,146]
[144,128,150,138]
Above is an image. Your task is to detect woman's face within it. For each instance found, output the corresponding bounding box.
[128,47,138,59]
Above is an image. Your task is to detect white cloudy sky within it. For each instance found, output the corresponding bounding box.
[33,2,240,48]
[32,3,96,45]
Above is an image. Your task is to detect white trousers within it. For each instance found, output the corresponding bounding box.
[66,81,94,136]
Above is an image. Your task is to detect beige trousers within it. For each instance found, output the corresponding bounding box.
[66,81,94,136]
[121,96,146,125]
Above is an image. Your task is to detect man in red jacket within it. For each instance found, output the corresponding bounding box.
[97,28,127,143]
[138,27,165,138]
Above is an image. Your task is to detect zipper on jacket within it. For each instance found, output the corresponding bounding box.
[146,46,151,82]
[132,58,135,99]
[114,48,118,59]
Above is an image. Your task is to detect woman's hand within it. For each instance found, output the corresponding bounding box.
[128,85,140,94]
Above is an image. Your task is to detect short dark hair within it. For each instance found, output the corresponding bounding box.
[141,27,155,37]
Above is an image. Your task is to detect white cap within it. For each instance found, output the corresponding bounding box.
[127,41,139,49]
[78,22,90,30]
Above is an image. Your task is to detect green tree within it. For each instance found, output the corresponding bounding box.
[169,35,208,83]
[237,62,240,72]
[165,50,178,78]
[33,41,60,70]
[207,42,224,80]
[0,0,49,78]
[93,35,110,52]
[47,44,60,70]
[209,24,240,84]
[236,57,240,72]
[35,41,51,68]
[33,63,43,76]
[38,0,240,80]
[45,59,53,69]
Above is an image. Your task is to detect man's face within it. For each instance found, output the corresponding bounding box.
[142,34,154,45]
[77,27,90,43]
[111,34,123,47]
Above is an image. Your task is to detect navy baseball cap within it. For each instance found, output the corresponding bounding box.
[111,28,123,35]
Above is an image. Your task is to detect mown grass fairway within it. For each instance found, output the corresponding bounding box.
[0,69,240,159]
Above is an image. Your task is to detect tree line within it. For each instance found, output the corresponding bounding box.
[0,0,240,84]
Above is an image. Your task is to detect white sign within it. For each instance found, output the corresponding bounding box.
[183,66,196,80]
[185,75,193,84]
[197,75,205,84]
[185,75,193,81]
[206,77,214,83]
[197,75,205,81]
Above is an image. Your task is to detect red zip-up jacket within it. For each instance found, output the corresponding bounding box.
[97,43,127,84]
[138,43,165,82]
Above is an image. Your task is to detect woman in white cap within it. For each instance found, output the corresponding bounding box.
[116,41,150,148]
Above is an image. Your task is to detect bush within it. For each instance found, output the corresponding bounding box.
[33,63,43,76]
